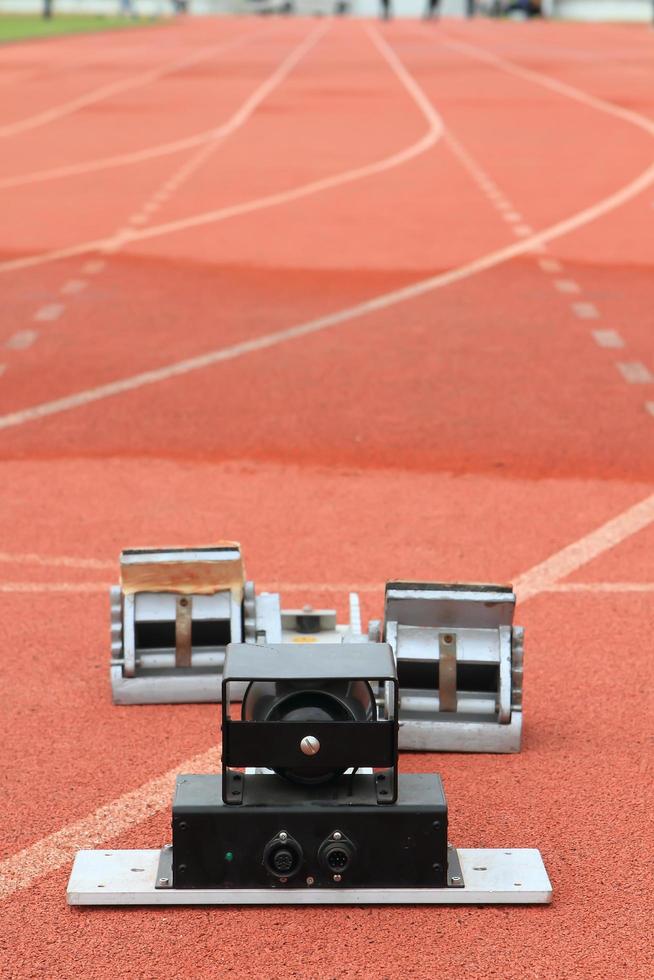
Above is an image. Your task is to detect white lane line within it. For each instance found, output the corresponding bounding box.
[2,489,653,901]
[0,33,314,192]
[526,242,548,255]
[513,224,534,236]
[646,402,654,417]
[617,361,653,384]
[538,258,563,273]
[514,492,654,601]
[592,329,624,349]
[544,582,654,593]
[572,301,600,319]
[1,31,654,431]
[5,330,38,351]
[1,152,651,437]
[0,582,107,594]
[0,581,384,595]
[60,279,87,295]
[440,32,654,139]
[0,33,258,140]
[0,746,221,903]
[82,260,105,275]
[8,17,654,285]
[33,302,65,322]
[4,578,654,596]
[503,211,523,222]
[0,551,114,569]
[554,279,581,294]
[0,24,446,279]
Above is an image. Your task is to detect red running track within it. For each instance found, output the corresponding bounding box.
[0,16,652,980]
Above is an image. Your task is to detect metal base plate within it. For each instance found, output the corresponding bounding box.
[110,666,247,705]
[398,712,522,753]
[67,847,551,905]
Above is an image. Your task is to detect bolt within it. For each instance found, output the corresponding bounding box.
[180,598,188,607]
[179,822,188,831]
[306,876,315,886]
[279,877,288,884]
[164,843,173,850]
[332,831,342,841]
[158,877,169,885]
[452,875,461,883]
[279,832,288,842]
[333,874,342,883]
[300,735,320,756]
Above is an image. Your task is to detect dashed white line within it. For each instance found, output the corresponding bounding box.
[554,279,581,294]
[82,260,105,275]
[60,279,87,295]
[5,330,38,350]
[538,258,563,273]
[592,329,624,349]
[513,224,534,236]
[0,31,653,433]
[33,302,65,322]
[572,301,600,319]
[617,361,653,384]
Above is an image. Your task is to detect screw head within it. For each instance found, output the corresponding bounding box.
[158,877,169,885]
[333,874,342,883]
[452,875,461,883]
[332,831,342,841]
[279,831,288,842]
[306,876,315,886]
[300,735,320,756]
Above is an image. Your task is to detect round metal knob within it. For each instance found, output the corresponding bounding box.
[300,735,321,756]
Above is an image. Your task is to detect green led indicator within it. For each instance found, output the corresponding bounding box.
[225,851,234,862]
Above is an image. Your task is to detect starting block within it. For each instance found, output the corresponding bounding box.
[109,546,523,753]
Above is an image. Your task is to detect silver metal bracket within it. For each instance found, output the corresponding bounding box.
[108,547,526,755]
[110,546,248,705]
[385,582,523,753]
[67,847,552,906]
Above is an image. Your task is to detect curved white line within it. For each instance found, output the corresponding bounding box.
[0,33,284,193]
[0,28,445,275]
[0,27,653,431]
[437,32,654,139]
[0,30,258,141]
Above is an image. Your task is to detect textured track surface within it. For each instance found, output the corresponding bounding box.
[0,17,652,980]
